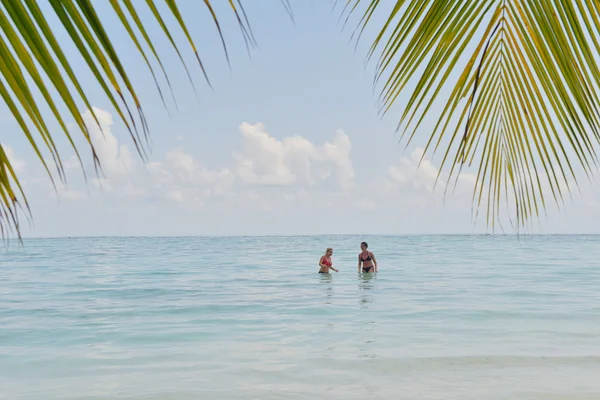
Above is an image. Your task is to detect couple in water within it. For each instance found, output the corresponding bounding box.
[318,242,378,274]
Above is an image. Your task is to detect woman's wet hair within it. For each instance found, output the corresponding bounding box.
[326,247,333,254]
[361,241,368,249]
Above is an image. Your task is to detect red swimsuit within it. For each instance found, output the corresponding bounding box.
[319,257,332,273]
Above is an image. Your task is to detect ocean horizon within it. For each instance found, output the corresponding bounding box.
[16,232,600,239]
[2,235,600,399]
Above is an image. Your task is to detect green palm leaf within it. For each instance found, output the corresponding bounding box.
[346,0,600,230]
[2,0,600,236]
[0,0,253,238]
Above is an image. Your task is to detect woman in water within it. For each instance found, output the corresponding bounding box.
[318,248,338,273]
[358,241,378,273]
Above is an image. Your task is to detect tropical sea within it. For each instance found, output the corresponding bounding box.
[1,235,599,400]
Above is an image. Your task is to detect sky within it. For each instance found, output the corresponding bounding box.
[2,1,600,237]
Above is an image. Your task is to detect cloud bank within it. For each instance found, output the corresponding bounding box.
[11,107,598,236]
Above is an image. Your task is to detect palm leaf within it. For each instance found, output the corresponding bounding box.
[346,0,600,230]
[0,0,253,238]
[3,0,600,236]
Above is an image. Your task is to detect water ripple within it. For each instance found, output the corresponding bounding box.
[1,235,600,399]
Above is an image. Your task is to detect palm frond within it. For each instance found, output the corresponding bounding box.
[347,0,600,229]
[3,0,600,236]
[0,0,253,237]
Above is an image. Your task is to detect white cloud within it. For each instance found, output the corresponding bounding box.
[322,130,354,189]
[383,147,478,200]
[32,111,457,212]
[16,108,499,235]
[164,148,234,187]
[40,114,359,208]
[147,148,235,204]
[46,179,89,202]
[84,107,135,180]
[386,147,442,193]
[234,122,354,189]
[1,144,26,173]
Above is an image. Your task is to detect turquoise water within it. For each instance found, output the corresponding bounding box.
[2,235,600,400]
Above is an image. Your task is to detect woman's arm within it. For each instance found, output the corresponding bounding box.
[371,252,378,272]
[358,255,362,272]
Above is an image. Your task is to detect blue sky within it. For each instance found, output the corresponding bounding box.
[2,1,600,237]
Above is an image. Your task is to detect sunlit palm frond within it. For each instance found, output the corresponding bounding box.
[0,0,253,238]
[3,0,598,237]
[347,0,600,230]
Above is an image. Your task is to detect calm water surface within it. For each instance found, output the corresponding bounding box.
[1,235,600,399]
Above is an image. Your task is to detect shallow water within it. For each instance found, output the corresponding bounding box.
[2,235,600,399]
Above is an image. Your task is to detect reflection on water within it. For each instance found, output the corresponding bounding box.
[318,272,334,304]
[358,274,377,359]
[358,272,376,309]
